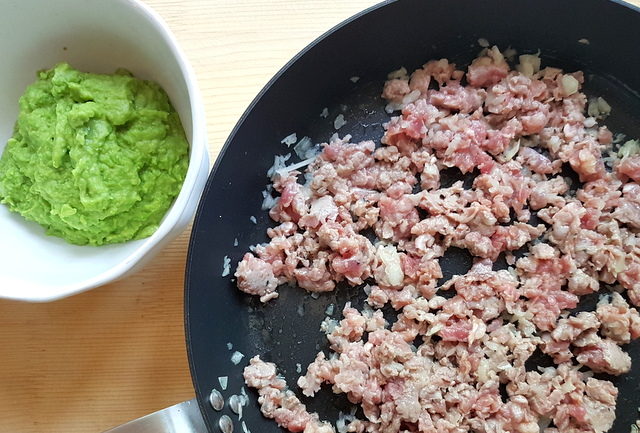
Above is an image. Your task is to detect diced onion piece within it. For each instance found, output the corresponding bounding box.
[280,133,297,147]
[402,89,421,105]
[619,140,640,159]
[427,323,443,336]
[293,136,316,160]
[221,255,231,277]
[597,97,612,115]
[266,153,291,178]
[218,376,229,390]
[488,46,505,64]
[275,156,317,178]
[561,75,580,96]
[387,67,408,80]
[376,244,404,286]
[516,53,541,77]
[476,359,490,383]
[503,47,518,61]
[588,96,612,118]
[502,139,520,161]
[231,351,245,365]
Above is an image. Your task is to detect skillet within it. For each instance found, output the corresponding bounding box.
[185,0,640,431]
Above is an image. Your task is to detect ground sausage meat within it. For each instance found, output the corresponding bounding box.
[237,46,640,433]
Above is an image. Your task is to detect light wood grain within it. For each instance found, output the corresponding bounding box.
[1,1,639,432]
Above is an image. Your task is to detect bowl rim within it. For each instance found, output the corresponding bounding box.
[2,0,209,302]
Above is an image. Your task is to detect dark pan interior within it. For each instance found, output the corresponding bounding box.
[185,0,640,432]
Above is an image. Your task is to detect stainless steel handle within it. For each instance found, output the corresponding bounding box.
[102,398,207,433]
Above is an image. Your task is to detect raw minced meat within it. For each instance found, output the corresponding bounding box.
[236,46,640,433]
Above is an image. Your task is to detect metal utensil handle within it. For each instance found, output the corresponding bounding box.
[102,398,207,433]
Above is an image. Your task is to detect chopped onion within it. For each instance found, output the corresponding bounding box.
[376,244,404,286]
[598,97,612,115]
[561,75,580,96]
[280,133,297,147]
[221,255,231,277]
[293,136,317,160]
[476,359,490,383]
[266,153,291,178]
[427,323,443,336]
[402,89,421,105]
[502,139,520,161]
[231,351,245,365]
[516,53,541,77]
[261,185,277,210]
[275,157,317,178]
[334,114,347,130]
[320,317,338,334]
[588,96,612,118]
[503,47,518,61]
[385,101,404,113]
[547,135,562,153]
[325,303,335,316]
[619,140,640,159]
[387,67,408,80]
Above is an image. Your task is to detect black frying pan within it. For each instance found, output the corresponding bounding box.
[185,1,640,432]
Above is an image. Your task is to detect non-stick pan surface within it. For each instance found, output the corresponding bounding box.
[186,1,640,431]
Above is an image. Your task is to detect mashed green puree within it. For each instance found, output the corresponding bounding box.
[0,63,188,246]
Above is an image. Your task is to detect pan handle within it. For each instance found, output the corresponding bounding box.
[102,398,207,433]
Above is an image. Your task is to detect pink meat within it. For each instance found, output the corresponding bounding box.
[376,193,420,241]
[428,81,485,113]
[244,356,333,432]
[517,147,557,174]
[618,154,640,182]
[381,78,410,104]
[235,47,640,433]
[575,339,632,375]
[466,47,510,87]
[541,312,600,363]
[235,253,280,302]
[529,177,568,210]
[597,293,640,344]
[423,58,459,85]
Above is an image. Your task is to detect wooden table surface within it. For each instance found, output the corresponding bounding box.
[1,1,639,432]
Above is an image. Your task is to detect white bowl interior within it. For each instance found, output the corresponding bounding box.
[0,0,201,301]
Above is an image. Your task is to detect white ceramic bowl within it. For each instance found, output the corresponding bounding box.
[0,0,209,301]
